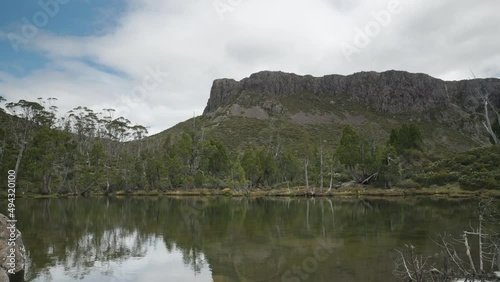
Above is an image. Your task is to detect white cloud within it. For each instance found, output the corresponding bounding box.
[1,0,499,134]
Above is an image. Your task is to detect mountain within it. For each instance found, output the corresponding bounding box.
[154,70,500,156]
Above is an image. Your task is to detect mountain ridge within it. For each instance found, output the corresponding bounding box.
[147,70,500,158]
[204,70,500,116]
[197,70,500,147]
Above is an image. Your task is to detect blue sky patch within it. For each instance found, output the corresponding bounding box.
[0,0,127,76]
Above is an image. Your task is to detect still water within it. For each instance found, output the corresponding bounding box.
[2,197,495,282]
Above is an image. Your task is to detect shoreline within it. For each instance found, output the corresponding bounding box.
[3,185,500,199]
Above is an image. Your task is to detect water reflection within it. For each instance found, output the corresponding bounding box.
[0,197,494,282]
[33,233,211,282]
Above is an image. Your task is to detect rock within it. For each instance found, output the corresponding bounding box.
[262,100,284,114]
[0,213,25,281]
[0,271,8,282]
[202,70,500,138]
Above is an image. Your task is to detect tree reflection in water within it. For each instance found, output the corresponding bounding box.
[1,197,493,282]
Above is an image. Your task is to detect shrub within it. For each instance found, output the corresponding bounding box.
[413,171,459,186]
[458,171,499,190]
[398,179,421,189]
[454,153,478,166]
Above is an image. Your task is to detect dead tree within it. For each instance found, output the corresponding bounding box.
[393,243,431,282]
[478,89,500,145]
[304,157,309,194]
[471,73,500,145]
[394,200,500,281]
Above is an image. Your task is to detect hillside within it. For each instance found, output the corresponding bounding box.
[152,70,500,156]
[1,70,500,194]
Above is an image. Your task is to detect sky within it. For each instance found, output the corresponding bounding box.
[0,0,499,135]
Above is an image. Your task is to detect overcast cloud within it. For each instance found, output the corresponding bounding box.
[0,0,499,134]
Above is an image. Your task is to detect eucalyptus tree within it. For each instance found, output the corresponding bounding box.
[131,125,148,158]
[336,125,400,185]
[336,125,362,182]
[255,147,278,187]
[230,158,246,191]
[65,107,103,193]
[174,133,195,185]
[5,99,55,178]
[277,148,301,190]
[388,123,423,154]
[100,114,134,194]
[25,126,75,194]
[67,106,100,155]
[165,151,184,188]
[241,146,261,188]
[200,139,229,180]
[145,151,162,191]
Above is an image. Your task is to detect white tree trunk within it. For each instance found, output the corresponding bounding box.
[304,158,309,193]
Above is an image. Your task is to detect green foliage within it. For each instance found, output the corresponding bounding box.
[255,147,278,186]
[145,155,162,190]
[375,145,401,187]
[0,95,497,194]
[174,133,194,169]
[335,125,399,185]
[458,171,498,190]
[277,149,302,183]
[200,139,229,178]
[413,171,461,186]
[412,146,500,189]
[241,146,261,187]
[194,171,205,188]
[388,123,423,154]
[165,154,184,188]
[240,146,278,187]
[230,159,246,188]
[336,125,361,170]
[398,179,421,189]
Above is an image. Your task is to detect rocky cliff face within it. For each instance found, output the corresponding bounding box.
[203,70,500,119]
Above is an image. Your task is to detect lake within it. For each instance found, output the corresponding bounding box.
[2,197,496,282]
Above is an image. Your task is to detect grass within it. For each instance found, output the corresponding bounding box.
[149,91,483,157]
[3,185,499,199]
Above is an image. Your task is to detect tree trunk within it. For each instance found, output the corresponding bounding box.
[42,173,52,195]
[320,144,324,193]
[79,182,95,196]
[350,166,361,183]
[105,163,111,194]
[483,100,499,144]
[361,172,378,185]
[304,158,309,194]
[479,214,484,273]
[285,176,290,192]
[57,169,68,194]
[328,166,333,193]
[14,142,26,178]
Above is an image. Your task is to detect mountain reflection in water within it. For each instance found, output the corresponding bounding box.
[1,197,492,282]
